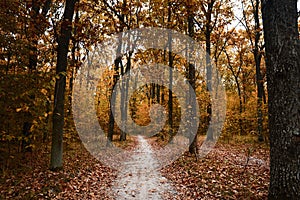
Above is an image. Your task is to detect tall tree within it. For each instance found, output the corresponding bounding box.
[202,0,215,141]
[50,0,77,170]
[187,2,197,155]
[241,0,265,141]
[251,0,265,142]
[167,0,174,142]
[194,0,233,141]
[262,0,300,198]
[103,0,137,142]
[107,47,120,145]
[224,43,243,135]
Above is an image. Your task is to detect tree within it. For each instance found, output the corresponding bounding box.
[262,0,300,198]
[103,0,140,142]
[186,1,197,155]
[240,0,266,141]
[167,0,174,142]
[50,0,77,170]
[107,38,121,145]
[250,0,265,142]
[224,37,243,135]
[194,0,233,141]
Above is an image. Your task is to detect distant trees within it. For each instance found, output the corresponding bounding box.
[262,0,300,198]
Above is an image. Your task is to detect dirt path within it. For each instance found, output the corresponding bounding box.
[112,135,176,199]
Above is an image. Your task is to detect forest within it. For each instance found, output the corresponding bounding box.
[0,0,299,199]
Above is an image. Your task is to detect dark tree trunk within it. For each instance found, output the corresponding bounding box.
[50,0,77,171]
[167,1,173,142]
[187,6,197,155]
[21,121,32,152]
[119,59,126,141]
[130,74,138,123]
[262,0,300,198]
[107,42,121,145]
[204,1,215,141]
[168,49,173,142]
[253,0,264,142]
[120,52,132,141]
[107,61,120,144]
[236,77,243,135]
[242,0,265,140]
[156,84,160,104]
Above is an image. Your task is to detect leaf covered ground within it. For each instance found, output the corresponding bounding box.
[0,142,117,199]
[160,141,270,199]
[1,137,269,199]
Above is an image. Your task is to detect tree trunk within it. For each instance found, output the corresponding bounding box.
[253,0,264,142]
[107,40,121,145]
[168,48,173,142]
[235,75,243,135]
[50,0,77,171]
[119,60,126,141]
[167,1,173,142]
[120,52,132,141]
[156,84,160,104]
[205,1,215,141]
[262,0,300,198]
[187,6,197,155]
[225,50,244,136]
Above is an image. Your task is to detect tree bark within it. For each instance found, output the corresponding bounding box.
[120,52,132,141]
[107,56,121,145]
[167,1,173,142]
[253,0,264,142]
[107,38,121,145]
[242,0,265,140]
[204,1,215,141]
[187,5,197,155]
[50,0,77,171]
[262,0,300,198]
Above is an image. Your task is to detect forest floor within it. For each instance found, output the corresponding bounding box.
[0,135,269,199]
[111,135,176,199]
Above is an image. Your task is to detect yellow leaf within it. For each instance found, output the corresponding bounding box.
[41,89,47,95]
